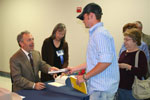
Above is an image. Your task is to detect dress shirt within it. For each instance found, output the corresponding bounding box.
[21,48,30,60]
[86,22,120,94]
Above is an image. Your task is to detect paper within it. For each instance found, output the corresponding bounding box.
[20,95,25,99]
[55,75,68,85]
[48,75,69,87]
[70,75,87,94]
[48,82,65,87]
[48,69,68,74]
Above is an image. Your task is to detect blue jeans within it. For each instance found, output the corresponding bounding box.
[118,88,140,100]
[90,91,115,100]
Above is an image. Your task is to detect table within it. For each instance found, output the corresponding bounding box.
[17,79,89,100]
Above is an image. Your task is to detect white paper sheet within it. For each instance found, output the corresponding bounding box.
[48,75,69,87]
[48,69,68,74]
[48,82,65,87]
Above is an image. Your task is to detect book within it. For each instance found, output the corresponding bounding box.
[48,75,68,87]
[70,75,87,94]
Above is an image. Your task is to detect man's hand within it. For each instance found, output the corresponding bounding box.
[50,67,59,71]
[35,82,46,90]
[66,67,77,75]
[76,75,85,86]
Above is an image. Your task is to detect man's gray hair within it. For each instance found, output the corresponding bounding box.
[17,30,30,47]
[136,21,143,29]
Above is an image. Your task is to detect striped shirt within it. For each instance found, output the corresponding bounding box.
[86,22,120,94]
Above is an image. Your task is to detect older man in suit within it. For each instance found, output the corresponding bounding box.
[135,21,150,75]
[135,21,150,53]
[10,31,58,92]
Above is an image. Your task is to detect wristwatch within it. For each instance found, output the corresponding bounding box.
[83,74,88,81]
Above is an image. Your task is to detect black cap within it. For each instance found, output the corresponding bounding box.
[77,3,103,20]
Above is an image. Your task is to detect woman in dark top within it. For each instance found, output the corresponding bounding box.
[41,23,69,82]
[118,28,148,100]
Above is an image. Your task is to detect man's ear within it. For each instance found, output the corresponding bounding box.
[19,41,23,47]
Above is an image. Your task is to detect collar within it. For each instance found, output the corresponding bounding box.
[21,48,30,57]
[89,22,103,36]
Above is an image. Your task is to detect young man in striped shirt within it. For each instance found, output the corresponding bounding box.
[67,3,120,100]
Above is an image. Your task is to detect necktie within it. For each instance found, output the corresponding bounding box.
[28,53,34,72]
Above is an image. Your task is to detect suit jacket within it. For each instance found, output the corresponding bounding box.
[142,32,150,51]
[10,49,51,92]
[142,32,150,74]
[41,37,69,82]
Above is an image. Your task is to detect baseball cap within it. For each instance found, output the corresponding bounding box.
[77,3,103,20]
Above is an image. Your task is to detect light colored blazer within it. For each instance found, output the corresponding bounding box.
[10,49,51,92]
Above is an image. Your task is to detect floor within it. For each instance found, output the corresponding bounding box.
[0,76,11,91]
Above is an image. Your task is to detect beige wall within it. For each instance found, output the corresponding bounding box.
[0,0,150,72]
